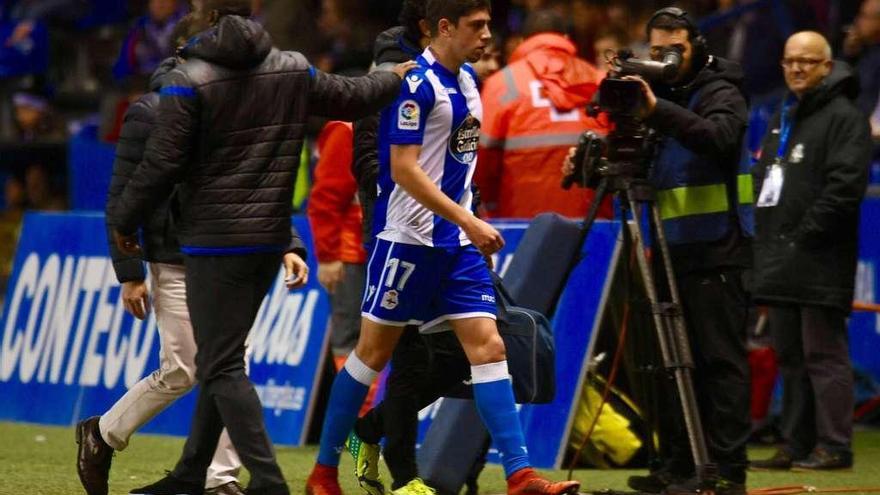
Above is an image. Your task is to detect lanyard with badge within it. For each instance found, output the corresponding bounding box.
[757,97,794,207]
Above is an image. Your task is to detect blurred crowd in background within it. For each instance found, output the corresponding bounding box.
[0,0,878,288]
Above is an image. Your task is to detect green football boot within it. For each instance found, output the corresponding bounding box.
[345,430,384,495]
[391,478,436,495]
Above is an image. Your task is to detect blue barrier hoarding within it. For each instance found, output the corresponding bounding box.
[0,212,330,445]
[852,198,880,380]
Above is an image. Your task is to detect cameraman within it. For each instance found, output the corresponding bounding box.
[564,8,752,495]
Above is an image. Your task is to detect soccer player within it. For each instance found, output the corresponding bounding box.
[305,2,582,495]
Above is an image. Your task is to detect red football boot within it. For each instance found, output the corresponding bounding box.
[507,468,581,495]
[305,464,342,495]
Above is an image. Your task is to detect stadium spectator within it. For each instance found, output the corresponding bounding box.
[750,31,871,471]
[471,36,502,82]
[1,0,85,23]
[110,0,409,493]
[12,91,64,141]
[112,0,188,82]
[23,162,64,210]
[592,27,628,69]
[568,0,604,62]
[0,174,25,293]
[314,0,378,74]
[843,0,880,116]
[250,0,265,24]
[476,8,610,219]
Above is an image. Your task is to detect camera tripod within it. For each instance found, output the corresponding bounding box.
[579,167,716,487]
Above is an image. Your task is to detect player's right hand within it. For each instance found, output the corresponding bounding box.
[464,217,505,256]
[391,60,419,79]
[122,280,151,320]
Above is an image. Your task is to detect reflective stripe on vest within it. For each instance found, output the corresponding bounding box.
[657,173,754,220]
[657,182,728,220]
[738,173,754,205]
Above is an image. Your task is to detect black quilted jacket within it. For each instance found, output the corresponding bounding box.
[105,59,182,282]
[114,15,401,252]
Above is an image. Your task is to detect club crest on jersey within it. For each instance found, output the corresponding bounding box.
[449,114,480,164]
[381,290,399,310]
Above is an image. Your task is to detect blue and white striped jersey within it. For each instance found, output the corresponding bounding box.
[374,48,482,248]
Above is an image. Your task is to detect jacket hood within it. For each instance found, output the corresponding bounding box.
[796,61,860,114]
[374,26,422,65]
[510,33,602,111]
[183,15,272,69]
[691,56,744,89]
[149,57,178,91]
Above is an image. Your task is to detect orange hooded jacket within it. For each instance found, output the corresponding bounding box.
[307,121,367,264]
[477,33,612,219]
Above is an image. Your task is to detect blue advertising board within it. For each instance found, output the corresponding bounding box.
[851,198,880,380]
[0,212,330,445]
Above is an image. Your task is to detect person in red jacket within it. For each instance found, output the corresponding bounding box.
[308,121,369,371]
[476,9,612,219]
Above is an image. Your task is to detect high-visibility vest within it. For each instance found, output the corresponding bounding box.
[649,89,754,245]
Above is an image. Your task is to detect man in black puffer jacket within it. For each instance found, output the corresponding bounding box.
[80,46,298,495]
[111,2,413,494]
[80,53,253,495]
[750,31,871,472]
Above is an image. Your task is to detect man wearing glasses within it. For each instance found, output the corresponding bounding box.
[750,31,871,471]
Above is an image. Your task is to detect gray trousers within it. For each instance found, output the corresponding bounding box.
[769,304,853,456]
[328,262,366,357]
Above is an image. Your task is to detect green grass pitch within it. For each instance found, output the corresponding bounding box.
[1,422,879,495]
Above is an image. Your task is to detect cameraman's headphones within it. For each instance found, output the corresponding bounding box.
[646,7,707,64]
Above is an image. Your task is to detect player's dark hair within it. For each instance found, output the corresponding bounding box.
[426,0,491,37]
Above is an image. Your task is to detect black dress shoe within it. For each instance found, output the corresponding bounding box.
[205,481,246,495]
[76,416,113,495]
[665,476,745,495]
[627,469,688,494]
[791,448,853,471]
[129,473,204,495]
[749,449,796,471]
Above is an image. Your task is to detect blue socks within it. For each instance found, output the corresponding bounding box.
[471,361,531,477]
[316,352,378,467]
